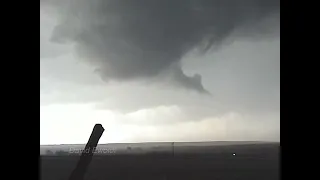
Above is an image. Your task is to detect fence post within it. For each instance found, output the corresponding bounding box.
[68,124,105,180]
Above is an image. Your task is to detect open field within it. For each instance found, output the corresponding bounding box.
[40,142,280,180]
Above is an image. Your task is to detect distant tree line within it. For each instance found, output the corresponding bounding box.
[45,150,70,155]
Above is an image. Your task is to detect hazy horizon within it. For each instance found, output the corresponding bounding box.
[40,140,279,146]
[40,141,279,156]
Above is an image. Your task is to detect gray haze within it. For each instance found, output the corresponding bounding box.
[40,0,279,93]
[40,0,280,144]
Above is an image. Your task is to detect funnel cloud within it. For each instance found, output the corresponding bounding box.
[40,0,280,93]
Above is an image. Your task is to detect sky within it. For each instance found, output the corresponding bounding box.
[40,0,280,145]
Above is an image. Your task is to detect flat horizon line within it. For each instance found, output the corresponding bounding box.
[40,140,279,146]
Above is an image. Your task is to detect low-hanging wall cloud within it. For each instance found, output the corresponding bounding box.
[40,0,280,93]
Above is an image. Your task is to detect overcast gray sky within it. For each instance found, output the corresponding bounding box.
[40,0,280,144]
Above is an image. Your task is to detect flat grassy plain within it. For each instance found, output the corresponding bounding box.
[40,142,279,180]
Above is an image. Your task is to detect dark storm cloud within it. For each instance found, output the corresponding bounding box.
[40,0,280,93]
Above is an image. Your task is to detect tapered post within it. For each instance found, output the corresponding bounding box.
[69,124,104,180]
